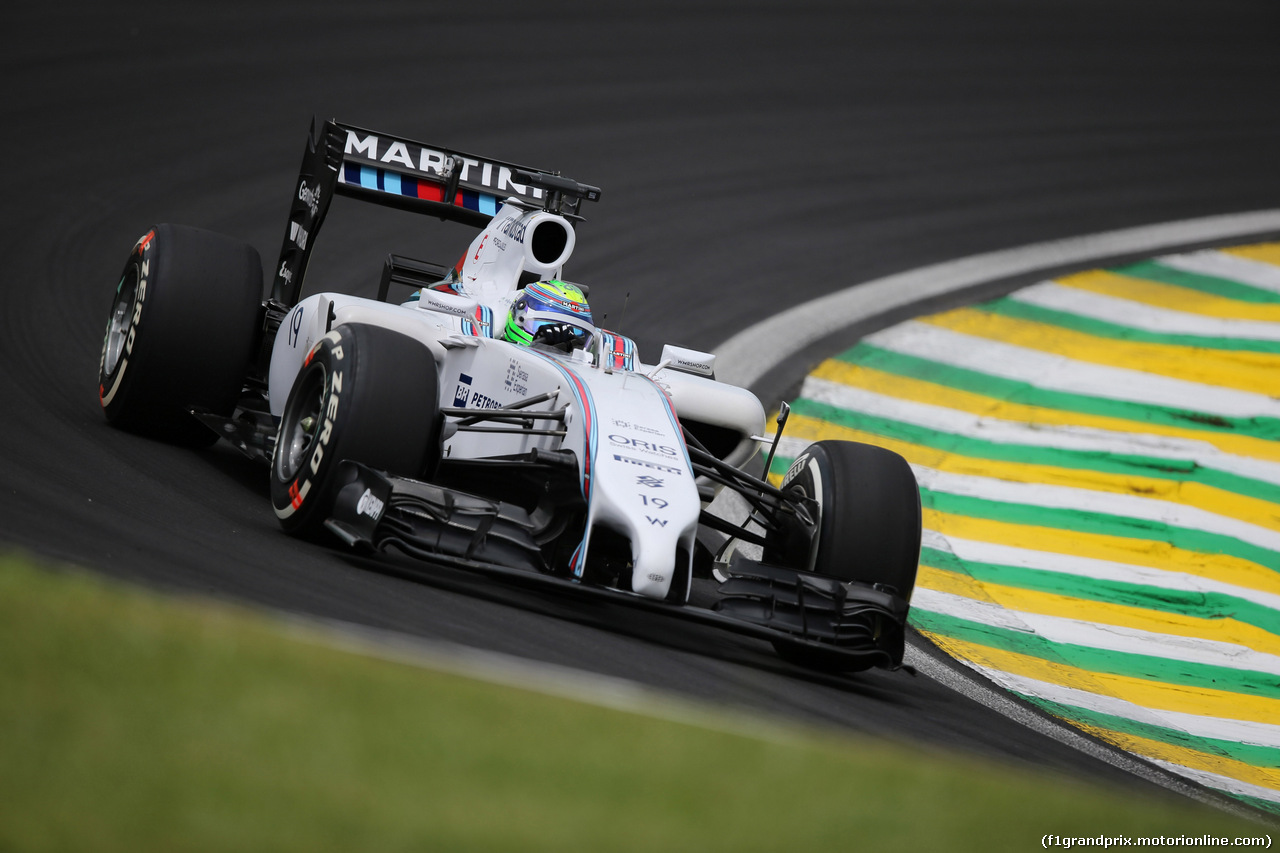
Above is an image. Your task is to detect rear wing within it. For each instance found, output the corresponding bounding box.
[269,118,601,307]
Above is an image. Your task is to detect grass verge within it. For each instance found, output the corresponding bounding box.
[0,552,1260,851]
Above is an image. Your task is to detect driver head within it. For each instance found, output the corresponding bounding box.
[504,279,592,348]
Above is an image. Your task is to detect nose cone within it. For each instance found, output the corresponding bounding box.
[630,546,676,599]
[575,368,701,601]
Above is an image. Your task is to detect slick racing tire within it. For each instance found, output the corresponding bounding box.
[270,323,441,540]
[775,440,921,593]
[767,440,922,672]
[98,223,263,445]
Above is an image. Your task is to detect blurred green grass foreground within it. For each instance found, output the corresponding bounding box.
[0,552,1259,852]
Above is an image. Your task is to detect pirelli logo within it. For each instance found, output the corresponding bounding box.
[612,454,684,475]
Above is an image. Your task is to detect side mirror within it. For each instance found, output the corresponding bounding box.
[658,344,716,379]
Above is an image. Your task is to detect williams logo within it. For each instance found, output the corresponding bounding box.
[499,215,527,244]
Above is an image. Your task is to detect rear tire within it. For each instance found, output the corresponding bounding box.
[767,440,922,671]
[269,323,441,540]
[98,223,263,445]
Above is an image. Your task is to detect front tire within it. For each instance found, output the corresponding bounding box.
[767,440,922,671]
[269,323,441,540]
[98,223,263,445]
[777,440,921,594]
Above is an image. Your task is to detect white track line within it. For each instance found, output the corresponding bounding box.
[865,321,1280,419]
[1158,249,1280,295]
[917,530,1280,613]
[715,210,1280,389]
[910,586,1280,677]
[797,374,1280,487]
[1010,281,1280,341]
[989,670,1280,750]
[1146,761,1280,806]
[909,465,1280,555]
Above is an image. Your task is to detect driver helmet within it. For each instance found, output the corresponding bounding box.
[504,279,593,347]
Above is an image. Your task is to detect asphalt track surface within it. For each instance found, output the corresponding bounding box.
[4,1,1280,801]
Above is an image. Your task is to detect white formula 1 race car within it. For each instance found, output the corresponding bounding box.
[97,120,922,672]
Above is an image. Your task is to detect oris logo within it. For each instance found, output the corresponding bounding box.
[607,434,677,457]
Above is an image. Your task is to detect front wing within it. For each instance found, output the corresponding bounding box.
[325,461,912,673]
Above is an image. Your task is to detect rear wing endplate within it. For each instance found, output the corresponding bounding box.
[269,118,600,307]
